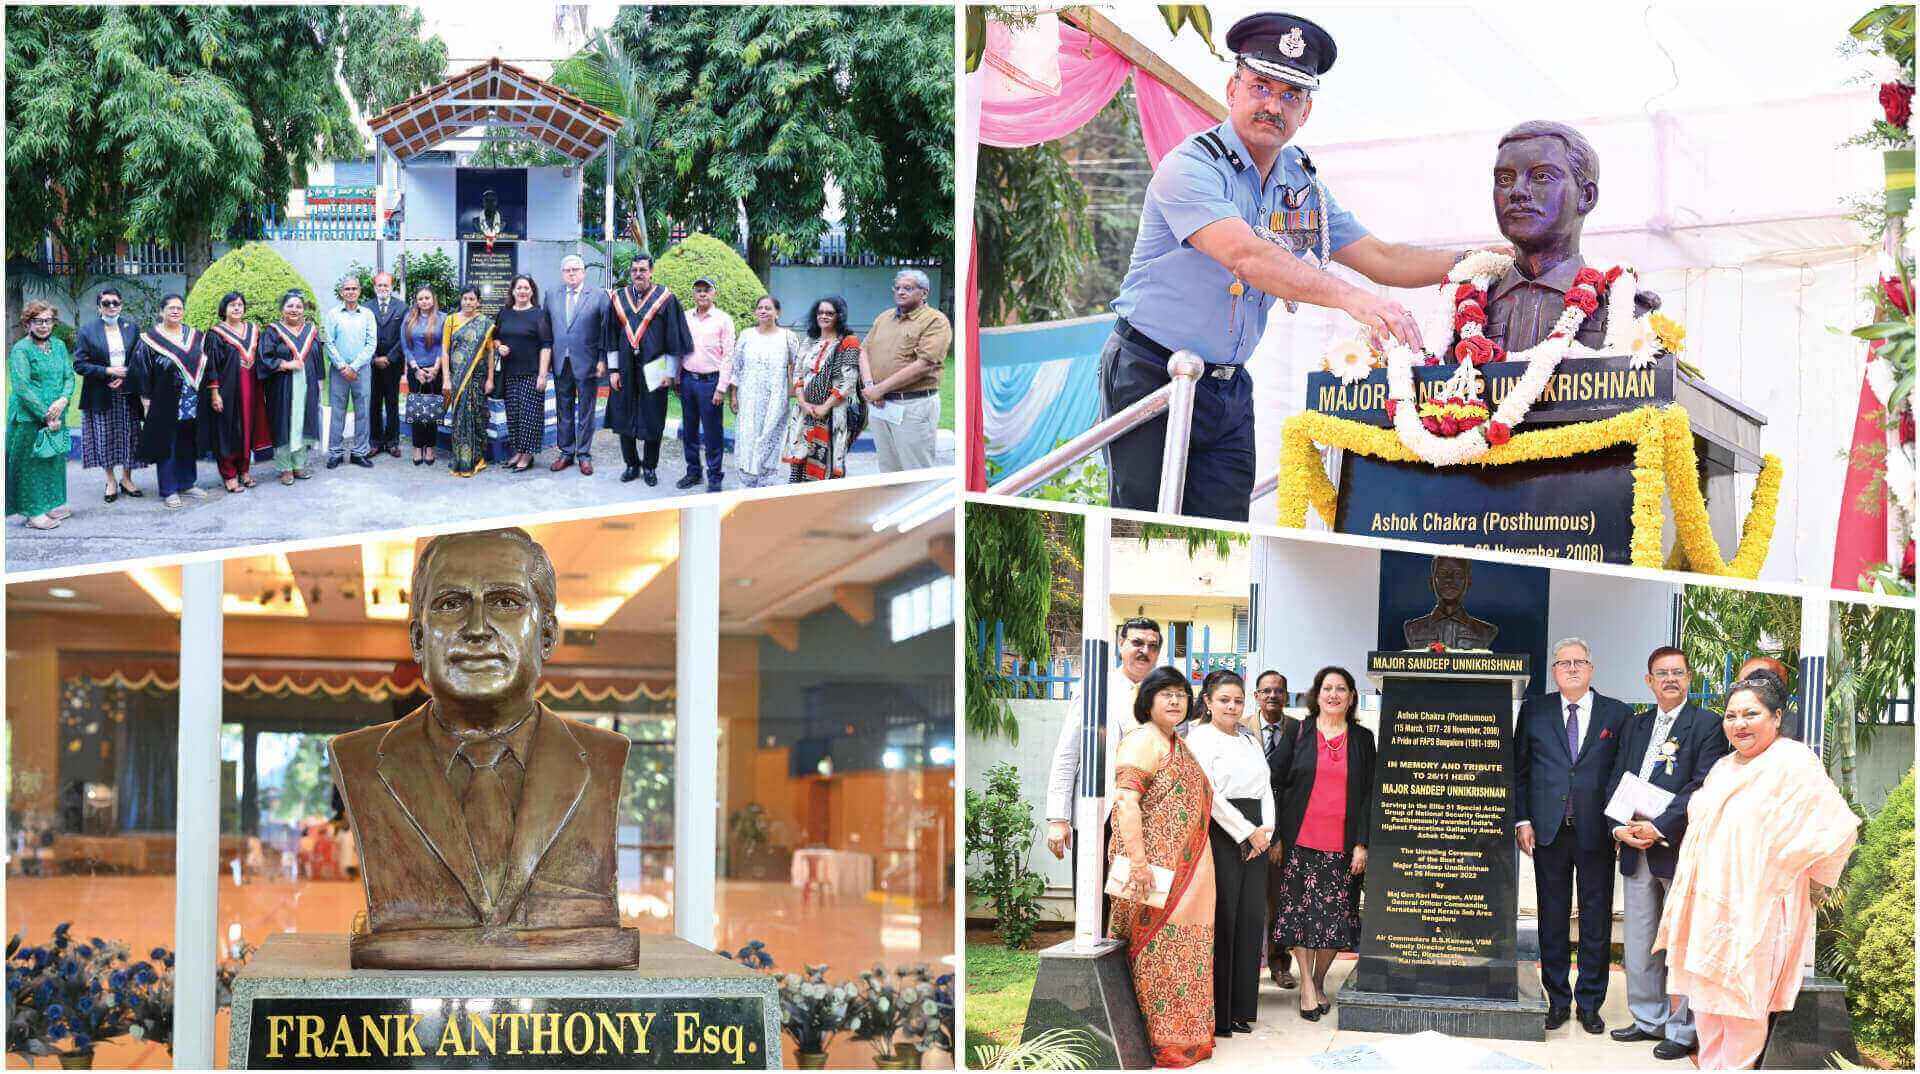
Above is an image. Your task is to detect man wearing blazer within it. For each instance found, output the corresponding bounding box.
[71,289,147,498]
[366,271,409,458]
[1514,637,1632,1034]
[1603,646,1728,1060]
[329,528,635,969]
[544,255,613,474]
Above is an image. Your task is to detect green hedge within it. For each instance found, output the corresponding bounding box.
[652,234,766,331]
[184,243,321,329]
[1841,767,1914,1067]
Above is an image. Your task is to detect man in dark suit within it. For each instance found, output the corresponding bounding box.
[1514,637,1632,1034]
[1603,646,1727,1060]
[366,271,408,459]
[1251,669,1298,989]
[71,288,147,499]
[544,254,612,474]
[329,529,636,970]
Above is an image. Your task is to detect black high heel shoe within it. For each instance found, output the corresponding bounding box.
[1299,1001,1322,1022]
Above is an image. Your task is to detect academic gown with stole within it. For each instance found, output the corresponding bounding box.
[131,327,218,462]
[257,321,325,449]
[600,284,694,442]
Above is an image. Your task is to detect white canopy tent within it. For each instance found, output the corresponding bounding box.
[1096,2,1887,586]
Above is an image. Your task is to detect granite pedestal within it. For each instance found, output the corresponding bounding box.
[1759,974,1859,1069]
[1020,938,1152,1069]
[229,933,779,1069]
[1340,652,1548,1041]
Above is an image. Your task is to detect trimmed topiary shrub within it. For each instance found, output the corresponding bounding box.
[184,243,321,329]
[652,233,766,330]
[1839,767,1914,1067]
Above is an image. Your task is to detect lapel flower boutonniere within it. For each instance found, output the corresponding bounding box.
[1657,737,1680,777]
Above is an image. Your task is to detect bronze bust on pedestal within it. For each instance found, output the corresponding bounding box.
[1403,555,1499,650]
[329,528,638,970]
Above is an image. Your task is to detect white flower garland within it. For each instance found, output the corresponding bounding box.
[1381,252,1645,467]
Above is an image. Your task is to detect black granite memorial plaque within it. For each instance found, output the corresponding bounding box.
[462,242,519,318]
[1353,669,1521,1000]
[245,995,769,1070]
[1306,356,1676,428]
[1336,447,1636,564]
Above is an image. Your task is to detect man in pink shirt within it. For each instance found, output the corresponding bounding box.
[678,277,735,492]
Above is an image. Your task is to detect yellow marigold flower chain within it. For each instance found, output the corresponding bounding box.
[1275,405,1783,579]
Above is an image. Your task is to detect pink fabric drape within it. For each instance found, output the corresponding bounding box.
[965,22,1221,490]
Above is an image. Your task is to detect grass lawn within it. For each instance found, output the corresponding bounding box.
[964,942,1038,1063]
[941,360,955,430]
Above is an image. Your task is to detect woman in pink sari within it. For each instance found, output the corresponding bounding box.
[1653,675,1859,1070]
[1110,665,1215,1068]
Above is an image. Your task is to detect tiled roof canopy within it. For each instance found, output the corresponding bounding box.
[367,58,621,162]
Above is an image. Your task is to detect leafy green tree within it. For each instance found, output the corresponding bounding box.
[653,234,767,330]
[967,503,1082,742]
[976,144,1093,324]
[603,6,953,279]
[336,6,448,117]
[1827,600,1916,798]
[548,29,662,253]
[6,6,445,281]
[1680,585,1801,697]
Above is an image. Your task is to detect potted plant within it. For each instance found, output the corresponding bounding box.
[849,964,936,1069]
[899,971,953,1068]
[6,925,170,1068]
[776,964,852,1069]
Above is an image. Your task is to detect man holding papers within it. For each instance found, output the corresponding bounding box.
[1602,646,1729,1061]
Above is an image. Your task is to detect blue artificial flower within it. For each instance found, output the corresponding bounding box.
[52,924,70,937]
[45,1004,64,1020]
[109,970,128,990]
[74,945,92,960]
[76,996,94,1014]
[35,981,54,1005]
[88,938,103,949]
[133,964,155,984]
[149,948,167,961]
[59,959,80,978]
[72,1033,91,1050]
[47,1022,68,1041]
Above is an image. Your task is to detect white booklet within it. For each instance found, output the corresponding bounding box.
[643,356,672,392]
[1604,771,1676,826]
[1105,856,1174,909]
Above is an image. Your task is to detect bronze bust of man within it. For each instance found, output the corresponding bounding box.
[330,528,638,970]
[1455,120,1658,354]
[1403,555,1499,650]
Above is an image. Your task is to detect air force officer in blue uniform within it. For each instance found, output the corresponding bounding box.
[1105,12,1471,520]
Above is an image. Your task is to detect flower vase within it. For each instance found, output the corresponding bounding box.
[796,1051,829,1069]
[895,1042,924,1067]
[58,1052,95,1070]
[874,1051,912,1070]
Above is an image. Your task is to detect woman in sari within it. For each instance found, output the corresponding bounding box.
[400,285,446,466]
[437,286,496,478]
[1111,665,1215,1068]
[258,290,323,485]
[784,295,864,483]
[8,302,74,529]
[203,291,273,493]
[1653,676,1859,1070]
[729,294,801,488]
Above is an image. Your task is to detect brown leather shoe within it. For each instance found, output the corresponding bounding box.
[551,455,573,472]
[578,458,594,476]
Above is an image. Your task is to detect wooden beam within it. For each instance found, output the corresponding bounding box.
[1064,9,1227,122]
[832,584,874,626]
[762,619,801,652]
[927,535,955,574]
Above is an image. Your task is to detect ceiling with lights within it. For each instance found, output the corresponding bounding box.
[7,484,955,637]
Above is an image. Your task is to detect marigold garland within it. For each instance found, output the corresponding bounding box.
[1276,405,1783,579]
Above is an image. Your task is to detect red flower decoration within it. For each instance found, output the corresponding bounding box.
[1882,275,1913,318]
[1385,399,1399,421]
[1882,82,1913,130]
[1904,540,1916,583]
[1485,421,1512,445]
[1458,414,1484,432]
[1455,303,1488,327]
[1572,267,1607,291]
[1438,415,1460,436]
[1603,266,1623,288]
[1455,336,1501,365]
[1899,407,1914,445]
[1564,286,1600,315]
[1454,283,1481,304]
[1427,641,1447,653]
[1423,355,1444,366]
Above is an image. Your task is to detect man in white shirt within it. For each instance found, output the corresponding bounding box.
[1043,617,1163,858]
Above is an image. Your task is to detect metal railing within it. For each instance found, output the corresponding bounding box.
[987,349,1284,513]
[32,240,188,277]
[977,621,1080,699]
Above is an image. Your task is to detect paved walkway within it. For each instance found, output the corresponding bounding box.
[1217,959,1671,1070]
[7,426,954,575]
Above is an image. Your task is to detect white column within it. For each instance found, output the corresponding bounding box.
[373,148,387,272]
[603,147,617,288]
[173,561,224,1069]
[1247,537,1278,693]
[1073,511,1112,947]
[1798,596,1832,752]
[674,506,721,949]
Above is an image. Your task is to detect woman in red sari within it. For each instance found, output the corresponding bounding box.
[1110,665,1215,1068]
[204,291,274,492]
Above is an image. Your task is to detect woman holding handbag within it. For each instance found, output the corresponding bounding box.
[399,285,447,466]
[7,302,74,529]
[1109,664,1215,1067]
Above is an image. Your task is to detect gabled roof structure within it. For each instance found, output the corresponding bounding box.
[367,58,620,162]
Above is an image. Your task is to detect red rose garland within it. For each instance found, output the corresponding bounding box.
[1882,81,1914,130]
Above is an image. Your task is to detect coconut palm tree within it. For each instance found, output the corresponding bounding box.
[551,31,661,255]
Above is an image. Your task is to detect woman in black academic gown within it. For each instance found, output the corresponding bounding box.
[257,289,325,485]
[202,291,275,493]
[130,293,219,509]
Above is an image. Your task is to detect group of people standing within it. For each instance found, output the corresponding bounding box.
[1041,619,1858,1070]
[7,260,951,528]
